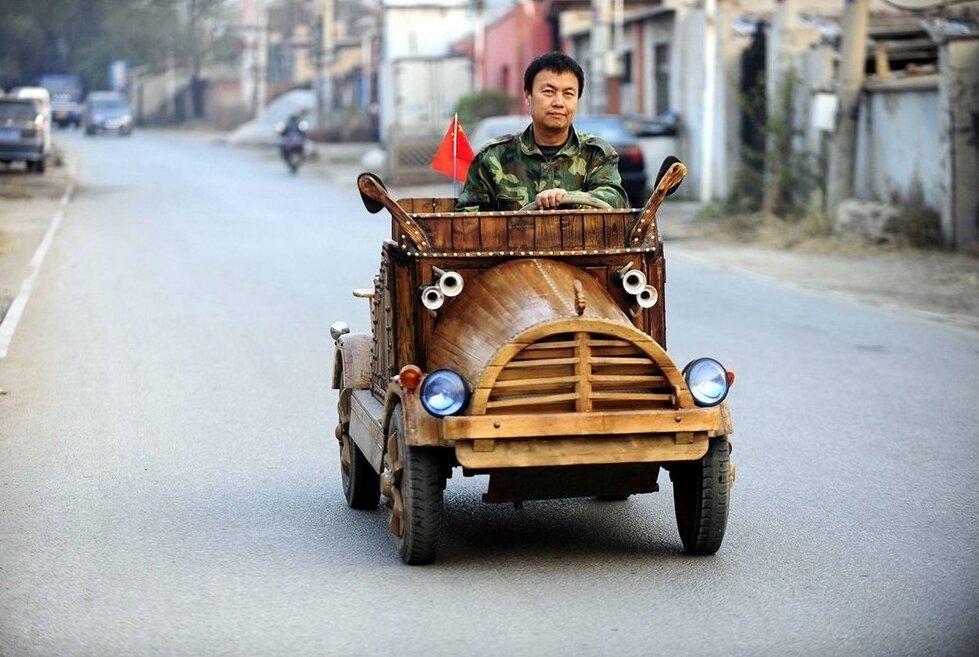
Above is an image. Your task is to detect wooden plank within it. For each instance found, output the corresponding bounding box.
[479,216,508,250]
[486,392,579,410]
[590,374,669,385]
[492,375,580,390]
[502,356,580,368]
[452,216,481,251]
[561,214,584,249]
[496,364,574,382]
[536,215,562,249]
[604,213,626,248]
[508,215,535,250]
[441,406,728,440]
[575,332,592,412]
[421,217,452,251]
[591,392,675,402]
[455,434,709,468]
[583,215,605,249]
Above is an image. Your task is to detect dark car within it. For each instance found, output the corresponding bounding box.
[469,114,649,207]
[0,98,47,173]
[83,91,133,136]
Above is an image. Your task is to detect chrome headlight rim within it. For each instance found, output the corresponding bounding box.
[419,368,470,418]
[682,357,730,408]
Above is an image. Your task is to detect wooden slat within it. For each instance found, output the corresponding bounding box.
[514,347,576,361]
[583,215,605,248]
[589,356,657,366]
[536,215,562,249]
[575,332,592,412]
[421,217,452,250]
[604,213,626,248]
[502,356,579,368]
[591,392,675,402]
[486,392,579,409]
[588,338,633,348]
[561,214,583,249]
[479,216,508,250]
[453,216,481,251]
[508,215,535,249]
[590,374,669,385]
[496,364,574,381]
[492,375,579,390]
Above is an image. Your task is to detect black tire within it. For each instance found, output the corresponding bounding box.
[387,404,443,565]
[336,374,380,509]
[34,158,45,174]
[671,437,731,555]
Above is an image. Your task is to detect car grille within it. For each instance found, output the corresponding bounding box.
[480,331,677,414]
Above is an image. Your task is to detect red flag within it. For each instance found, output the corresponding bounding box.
[431,116,475,183]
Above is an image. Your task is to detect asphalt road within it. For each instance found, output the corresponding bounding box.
[1,130,977,657]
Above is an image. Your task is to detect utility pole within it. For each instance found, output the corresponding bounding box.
[826,0,868,213]
[318,0,334,129]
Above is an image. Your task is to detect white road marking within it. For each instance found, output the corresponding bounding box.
[0,182,75,359]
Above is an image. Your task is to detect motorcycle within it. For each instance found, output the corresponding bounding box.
[277,118,309,174]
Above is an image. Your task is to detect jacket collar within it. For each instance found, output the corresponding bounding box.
[517,124,581,158]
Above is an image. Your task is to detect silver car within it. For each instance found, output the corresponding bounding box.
[83,91,133,136]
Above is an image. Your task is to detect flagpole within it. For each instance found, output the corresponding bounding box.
[452,112,459,197]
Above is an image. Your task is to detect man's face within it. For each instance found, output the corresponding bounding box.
[526,68,579,141]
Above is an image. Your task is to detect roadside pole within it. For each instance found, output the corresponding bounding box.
[826,0,868,213]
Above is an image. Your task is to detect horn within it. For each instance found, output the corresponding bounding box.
[420,285,445,310]
[635,285,659,309]
[619,269,647,296]
[433,267,464,297]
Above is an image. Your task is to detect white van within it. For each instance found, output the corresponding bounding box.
[9,86,52,155]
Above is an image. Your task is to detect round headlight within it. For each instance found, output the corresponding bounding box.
[683,358,729,407]
[419,369,469,417]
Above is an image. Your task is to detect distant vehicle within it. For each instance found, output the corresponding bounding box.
[83,91,133,136]
[39,74,84,128]
[276,115,309,174]
[469,114,649,207]
[0,98,48,173]
[7,86,52,155]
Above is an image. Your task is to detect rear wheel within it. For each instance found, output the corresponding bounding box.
[383,404,443,565]
[671,437,731,555]
[336,374,380,509]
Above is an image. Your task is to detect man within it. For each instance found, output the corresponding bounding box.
[456,52,629,212]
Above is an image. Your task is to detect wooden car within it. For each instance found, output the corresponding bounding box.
[331,160,736,564]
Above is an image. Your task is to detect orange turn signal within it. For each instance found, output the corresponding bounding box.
[399,365,423,391]
[726,370,736,387]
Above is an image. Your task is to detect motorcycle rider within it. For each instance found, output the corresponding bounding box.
[279,112,308,172]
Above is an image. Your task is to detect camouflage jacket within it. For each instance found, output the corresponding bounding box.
[455,124,629,212]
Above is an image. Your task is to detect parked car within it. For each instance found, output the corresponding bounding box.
[469,114,649,207]
[331,168,736,564]
[0,98,48,173]
[83,91,133,136]
[7,86,52,156]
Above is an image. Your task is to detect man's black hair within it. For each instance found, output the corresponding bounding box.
[523,52,585,97]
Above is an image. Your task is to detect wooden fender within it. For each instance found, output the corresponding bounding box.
[332,333,373,390]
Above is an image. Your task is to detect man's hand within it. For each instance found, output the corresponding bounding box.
[534,188,568,210]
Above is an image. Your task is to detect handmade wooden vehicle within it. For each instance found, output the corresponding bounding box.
[331,159,736,564]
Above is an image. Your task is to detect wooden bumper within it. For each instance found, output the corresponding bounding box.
[437,404,731,469]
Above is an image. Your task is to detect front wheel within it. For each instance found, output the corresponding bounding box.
[383,404,443,565]
[671,437,731,555]
[336,375,380,509]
